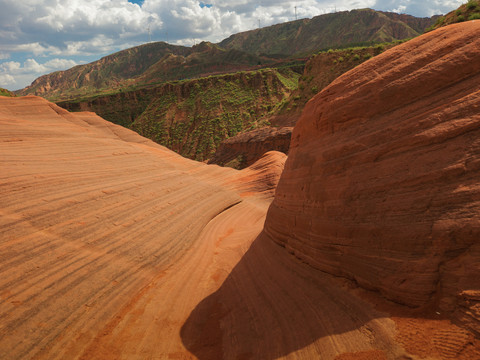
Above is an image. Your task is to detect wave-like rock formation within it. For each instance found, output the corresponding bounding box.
[264,21,480,328]
[0,96,423,360]
[0,95,286,359]
[3,40,480,358]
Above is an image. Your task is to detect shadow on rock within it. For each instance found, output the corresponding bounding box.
[181,232,400,359]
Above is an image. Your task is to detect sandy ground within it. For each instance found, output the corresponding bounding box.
[1,96,479,359]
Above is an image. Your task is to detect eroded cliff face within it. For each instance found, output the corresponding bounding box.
[264,22,480,329]
[58,69,299,161]
[208,126,293,168]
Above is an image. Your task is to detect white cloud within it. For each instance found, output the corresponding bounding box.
[0,73,16,86]
[392,5,407,14]
[0,0,466,89]
[373,0,464,17]
[0,58,78,90]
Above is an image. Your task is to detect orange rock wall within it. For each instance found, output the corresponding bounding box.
[264,22,480,320]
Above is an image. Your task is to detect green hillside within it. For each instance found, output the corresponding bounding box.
[0,88,15,97]
[219,9,435,57]
[427,0,480,31]
[58,68,300,161]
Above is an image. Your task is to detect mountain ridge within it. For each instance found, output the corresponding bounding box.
[219,9,435,56]
[17,8,436,101]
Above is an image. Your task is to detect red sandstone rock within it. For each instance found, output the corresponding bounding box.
[209,126,292,168]
[264,21,480,329]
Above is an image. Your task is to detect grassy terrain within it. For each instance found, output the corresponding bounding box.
[59,68,300,161]
[219,9,434,57]
[0,88,15,97]
[273,41,404,120]
[426,0,480,31]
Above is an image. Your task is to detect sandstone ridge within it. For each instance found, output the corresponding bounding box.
[264,21,480,331]
[0,95,285,358]
[2,83,480,357]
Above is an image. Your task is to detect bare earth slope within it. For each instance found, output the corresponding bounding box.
[264,21,480,331]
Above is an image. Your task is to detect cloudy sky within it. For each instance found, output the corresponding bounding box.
[0,0,464,90]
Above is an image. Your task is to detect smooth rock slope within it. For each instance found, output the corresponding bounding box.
[0,96,420,360]
[2,95,454,360]
[264,21,480,329]
[0,96,284,359]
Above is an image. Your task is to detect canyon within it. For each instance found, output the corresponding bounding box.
[1,17,480,360]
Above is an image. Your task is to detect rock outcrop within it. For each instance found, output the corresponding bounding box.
[264,21,480,329]
[0,95,285,359]
[208,126,292,168]
[57,69,298,162]
[2,90,480,359]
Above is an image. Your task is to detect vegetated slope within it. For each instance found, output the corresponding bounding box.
[0,88,15,97]
[18,42,192,100]
[264,21,480,338]
[18,42,267,101]
[427,0,480,31]
[58,68,300,161]
[219,8,435,57]
[209,41,403,168]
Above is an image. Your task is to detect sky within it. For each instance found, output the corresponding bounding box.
[0,0,465,91]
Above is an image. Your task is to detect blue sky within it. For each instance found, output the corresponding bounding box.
[0,0,464,91]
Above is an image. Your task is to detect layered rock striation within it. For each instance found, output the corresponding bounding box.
[0,95,286,359]
[209,126,293,168]
[264,21,480,325]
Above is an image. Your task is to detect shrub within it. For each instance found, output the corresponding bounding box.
[457,14,465,21]
[311,86,318,93]
[469,13,480,19]
[434,16,445,26]
[467,0,478,10]
[456,9,463,15]
[338,56,344,63]
[353,54,360,61]
[363,53,373,60]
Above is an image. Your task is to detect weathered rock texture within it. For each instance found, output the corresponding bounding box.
[264,21,480,328]
[209,43,403,169]
[0,95,283,359]
[2,94,480,359]
[209,126,292,168]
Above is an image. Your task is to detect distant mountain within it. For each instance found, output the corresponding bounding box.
[134,42,265,85]
[57,68,300,161]
[18,8,436,101]
[0,87,15,97]
[18,41,268,101]
[19,42,191,100]
[219,9,436,57]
